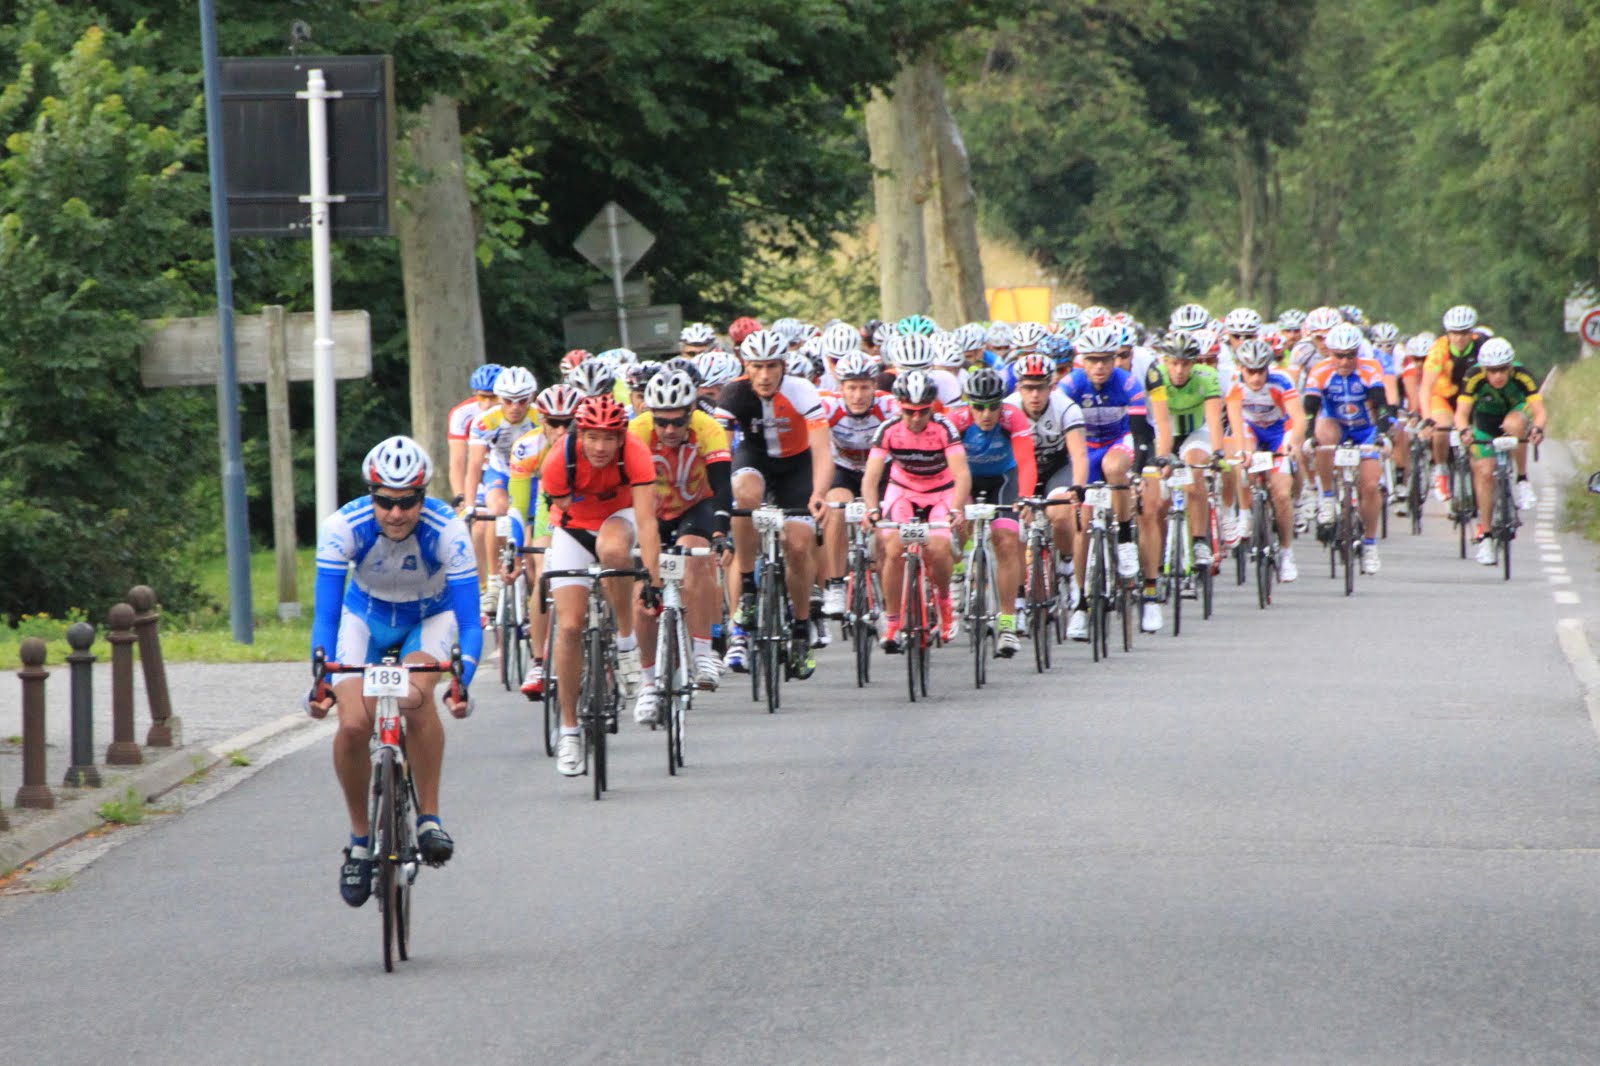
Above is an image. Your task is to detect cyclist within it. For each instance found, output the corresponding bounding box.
[630,368,733,719]
[1455,337,1546,563]
[1141,332,1223,632]
[1420,304,1489,501]
[819,351,896,617]
[1060,324,1146,640]
[1225,339,1304,581]
[1305,322,1394,575]
[509,383,581,699]
[720,329,832,678]
[862,369,971,651]
[559,349,590,381]
[1007,351,1088,588]
[447,364,500,503]
[946,366,1036,656]
[539,395,662,777]
[1277,309,1306,354]
[306,436,477,907]
[728,316,763,348]
[680,322,717,358]
[463,366,539,612]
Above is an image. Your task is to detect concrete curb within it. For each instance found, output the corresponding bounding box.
[0,711,315,877]
[1557,618,1600,746]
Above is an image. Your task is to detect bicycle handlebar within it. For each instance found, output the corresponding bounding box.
[726,507,814,517]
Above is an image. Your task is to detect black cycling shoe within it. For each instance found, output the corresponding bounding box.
[340,846,374,907]
[417,822,454,866]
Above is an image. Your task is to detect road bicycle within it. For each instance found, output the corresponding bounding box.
[1446,430,1477,559]
[314,647,462,973]
[960,500,1003,689]
[1161,460,1221,633]
[1406,419,1429,535]
[648,543,713,774]
[876,516,951,702]
[731,506,812,713]
[490,515,530,692]
[1081,481,1131,662]
[830,499,882,688]
[1019,496,1077,673]
[1243,450,1285,609]
[539,563,646,800]
[1484,434,1521,580]
[1323,443,1370,596]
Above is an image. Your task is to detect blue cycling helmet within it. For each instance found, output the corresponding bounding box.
[469,363,504,393]
[1041,333,1075,366]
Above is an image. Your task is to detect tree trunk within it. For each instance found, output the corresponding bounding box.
[396,94,485,495]
[916,53,988,325]
[865,62,931,321]
[1234,135,1268,307]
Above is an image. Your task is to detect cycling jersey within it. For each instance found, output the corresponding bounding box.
[1059,367,1146,445]
[1289,340,1321,385]
[1145,363,1220,438]
[1459,365,1540,438]
[447,396,484,442]
[1305,358,1386,436]
[928,368,963,408]
[312,496,483,685]
[628,409,732,521]
[1006,389,1084,474]
[822,392,896,473]
[870,413,963,493]
[470,404,539,474]
[539,434,657,532]
[945,403,1037,494]
[718,376,826,462]
[1423,335,1485,402]
[1226,370,1298,430]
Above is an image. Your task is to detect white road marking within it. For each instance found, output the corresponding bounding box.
[1549,574,1574,585]
[1555,591,1581,605]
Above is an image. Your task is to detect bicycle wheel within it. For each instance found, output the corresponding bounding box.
[1200,549,1214,621]
[541,601,558,758]
[1085,534,1104,663]
[1380,486,1390,540]
[660,610,679,775]
[1340,509,1355,597]
[1166,528,1183,638]
[498,594,515,691]
[586,627,608,800]
[849,570,872,687]
[1408,460,1425,535]
[394,766,415,962]
[971,547,989,689]
[904,553,922,702]
[376,747,399,972]
[1118,574,1133,652]
[1234,532,1246,586]
[763,568,784,714]
[749,563,764,704]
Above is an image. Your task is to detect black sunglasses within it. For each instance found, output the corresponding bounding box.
[371,491,424,511]
[544,417,573,429]
[653,414,690,428]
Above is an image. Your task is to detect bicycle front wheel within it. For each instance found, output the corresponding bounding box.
[541,601,558,757]
[850,570,872,687]
[661,609,679,775]
[375,747,399,972]
[585,627,608,800]
[904,553,922,703]
[763,569,784,714]
[1341,512,1355,596]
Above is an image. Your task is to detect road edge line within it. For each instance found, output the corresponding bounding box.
[1555,617,1600,743]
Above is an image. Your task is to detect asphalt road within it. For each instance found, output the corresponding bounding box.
[5,487,1600,1065]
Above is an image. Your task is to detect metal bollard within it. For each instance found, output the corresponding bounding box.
[64,622,102,788]
[128,585,177,747]
[15,637,55,809]
[106,604,142,766]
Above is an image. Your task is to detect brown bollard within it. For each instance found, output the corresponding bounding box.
[106,604,142,766]
[64,622,102,788]
[128,585,176,747]
[16,637,55,809]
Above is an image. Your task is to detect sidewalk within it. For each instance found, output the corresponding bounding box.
[0,654,308,875]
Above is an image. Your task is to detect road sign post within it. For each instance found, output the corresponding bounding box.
[573,202,656,350]
[1581,308,1600,359]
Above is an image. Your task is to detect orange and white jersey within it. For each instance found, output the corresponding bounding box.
[447,395,483,442]
[717,376,826,461]
[821,391,896,472]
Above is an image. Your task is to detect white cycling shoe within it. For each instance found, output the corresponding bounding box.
[1140,601,1162,633]
[616,646,643,700]
[821,583,847,618]
[1515,481,1537,510]
[557,735,583,777]
[633,686,659,725]
[1475,538,1497,566]
[1116,542,1139,579]
[1067,610,1089,642]
[1278,548,1298,582]
[1362,544,1381,575]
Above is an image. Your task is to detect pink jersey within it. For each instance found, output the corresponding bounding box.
[870,413,963,493]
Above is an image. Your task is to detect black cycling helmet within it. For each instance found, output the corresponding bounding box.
[892,369,938,409]
[962,367,1007,403]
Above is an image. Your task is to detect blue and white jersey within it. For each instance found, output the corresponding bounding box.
[1360,337,1395,376]
[312,496,482,681]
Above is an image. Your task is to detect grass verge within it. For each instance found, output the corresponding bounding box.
[1550,358,1600,545]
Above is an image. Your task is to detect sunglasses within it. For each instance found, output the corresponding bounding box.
[1083,355,1113,364]
[1018,380,1051,389]
[371,491,424,511]
[544,417,572,430]
[653,414,690,428]
[900,404,933,414]
[966,401,1001,412]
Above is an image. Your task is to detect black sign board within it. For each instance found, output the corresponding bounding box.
[219,55,394,238]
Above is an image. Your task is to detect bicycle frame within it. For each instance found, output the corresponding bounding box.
[653,544,712,772]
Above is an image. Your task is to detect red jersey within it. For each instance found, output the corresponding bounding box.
[539,434,657,532]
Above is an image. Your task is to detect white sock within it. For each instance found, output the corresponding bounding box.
[561,725,580,737]
[616,633,637,652]
[641,664,656,685]
[693,637,712,660]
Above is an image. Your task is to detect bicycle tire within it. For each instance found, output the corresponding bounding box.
[1200,550,1214,621]
[764,565,784,713]
[586,626,607,800]
[541,601,558,757]
[376,747,398,972]
[395,766,414,962]
[1341,508,1355,597]
[904,553,921,702]
[1166,519,1184,638]
[1086,533,1104,663]
[749,561,764,704]
[1408,463,1425,535]
[661,608,679,775]
[1253,494,1271,609]
[972,547,989,689]
[1380,486,1390,540]
[1234,534,1246,586]
[850,570,872,687]
[1118,574,1133,653]
[1498,475,1515,582]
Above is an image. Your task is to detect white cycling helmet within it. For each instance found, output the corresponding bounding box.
[739,329,788,364]
[1077,324,1122,355]
[770,317,807,345]
[1051,302,1082,325]
[834,351,877,380]
[535,383,582,419]
[1081,305,1112,325]
[1277,308,1307,330]
[1012,321,1049,353]
[1441,304,1478,331]
[890,333,937,371]
[1234,339,1277,371]
[1405,331,1436,358]
[1324,323,1364,353]
[954,323,986,351]
[597,347,637,366]
[985,322,1013,349]
[1477,337,1515,367]
[644,367,698,409]
[1370,321,1399,344]
[786,348,818,380]
[680,322,716,347]
[362,435,434,490]
[870,321,897,349]
[934,332,965,368]
[568,360,616,397]
[695,349,742,388]
[821,323,860,360]
[1169,303,1210,332]
[1223,307,1261,336]
[1303,306,1342,333]
[493,365,537,401]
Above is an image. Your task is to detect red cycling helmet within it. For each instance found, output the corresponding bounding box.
[574,394,628,433]
[1016,352,1054,380]
[728,316,763,347]
[560,349,590,375]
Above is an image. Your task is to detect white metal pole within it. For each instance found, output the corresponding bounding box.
[606,203,630,348]
[298,68,344,520]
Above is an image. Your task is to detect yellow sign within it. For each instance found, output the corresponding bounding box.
[985,286,1051,324]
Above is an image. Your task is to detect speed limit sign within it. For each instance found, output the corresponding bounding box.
[1583,308,1600,346]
